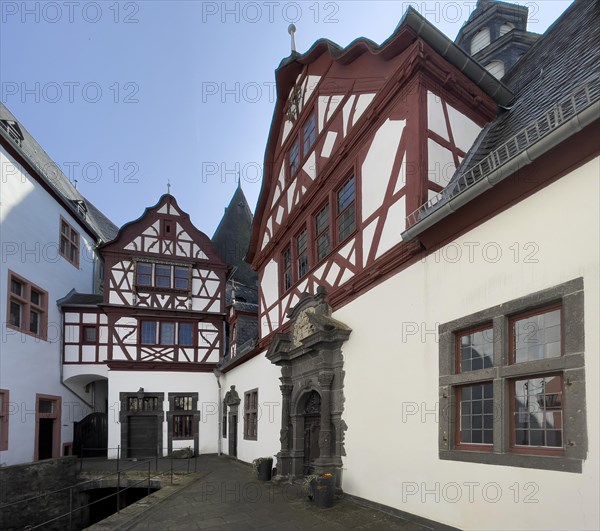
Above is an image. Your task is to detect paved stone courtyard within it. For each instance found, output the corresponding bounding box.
[90,455,451,531]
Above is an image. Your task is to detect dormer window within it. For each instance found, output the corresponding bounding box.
[74,200,87,219]
[471,28,491,54]
[0,119,24,146]
[500,22,515,36]
[485,60,505,80]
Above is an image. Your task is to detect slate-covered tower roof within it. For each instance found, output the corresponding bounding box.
[212,183,257,288]
[455,0,540,79]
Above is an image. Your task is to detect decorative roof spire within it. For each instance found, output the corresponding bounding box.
[167,179,171,194]
[288,24,297,53]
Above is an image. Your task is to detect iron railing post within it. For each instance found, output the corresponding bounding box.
[68,486,73,531]
[148,460,151,496]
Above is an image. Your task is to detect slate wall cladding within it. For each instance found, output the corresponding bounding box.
[0,457,86,531]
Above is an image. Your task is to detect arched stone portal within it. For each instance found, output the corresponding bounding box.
[267,287,351,486]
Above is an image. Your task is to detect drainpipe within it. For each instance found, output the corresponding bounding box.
[213,369,222,455]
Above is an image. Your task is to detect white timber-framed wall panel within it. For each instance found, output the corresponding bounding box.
[335,158,600,531]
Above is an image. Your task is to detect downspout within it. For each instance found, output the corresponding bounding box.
[213,368,222,456]
[402,101,600,239]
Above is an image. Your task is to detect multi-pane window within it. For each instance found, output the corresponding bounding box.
[439,279,586,473]
[513,375,563,450]
[135,263,191,291]
[456,326,494,448]
[178,323,194,346]
[136,263,152,286]
[7,272,47,340]
[289,139,300,178]
[337,175,356,241]
[282,246,292,292]
[315,205,330,261]
[296,228,309,278]
[60,217,80,268]
[140,321,194,346]
[127,396,159,411]
[159,322,175,345]
[458,383,494,446]
[457,327,494,372]
[303,113,316,154]
[82,326,97,344]
[155,265,171,288]
[173,415,194,438]
[174,396,193,411]
[511,306,561,363]
[244,389,258,440]
[174,267,190,290]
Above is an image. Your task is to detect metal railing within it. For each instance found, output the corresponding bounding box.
[406,75,600,228]
[0,446,199,531]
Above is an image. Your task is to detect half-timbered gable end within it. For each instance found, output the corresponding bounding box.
[59,194,229,371]
[247,8,512,338]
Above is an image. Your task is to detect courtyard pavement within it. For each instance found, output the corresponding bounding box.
[91,455,453,531]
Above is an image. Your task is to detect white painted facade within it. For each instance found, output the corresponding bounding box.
[220,353,282,463]
[0,144,98,466]
[106,371,220,458]
[335,158,600,530]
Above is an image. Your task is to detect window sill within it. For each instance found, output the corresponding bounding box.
[440,449,582,473]
[6,323,48,342]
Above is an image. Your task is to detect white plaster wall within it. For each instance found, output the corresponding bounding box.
[335,157,600,530]
[106,371,219,458]
[220,353,282,465]
[0,145,98,466]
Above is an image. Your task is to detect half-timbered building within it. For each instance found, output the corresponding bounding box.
[219,1,600,529]
[59,193,231,458]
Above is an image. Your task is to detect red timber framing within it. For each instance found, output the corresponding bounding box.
[76,194,230,371]
[250,30,496,338]
[62,308,108,364]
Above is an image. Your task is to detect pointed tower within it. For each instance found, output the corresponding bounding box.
[212,183,256,287]
[455,0,540,79]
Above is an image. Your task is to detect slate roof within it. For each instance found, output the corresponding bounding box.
[212,184,257,287]
[407,0,600,226]
[0,103,118,243]
[57,290,103,307]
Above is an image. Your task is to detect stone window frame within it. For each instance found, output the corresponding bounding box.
[439,277,587,473]
[167,392,199,455]
[244,388,258,441]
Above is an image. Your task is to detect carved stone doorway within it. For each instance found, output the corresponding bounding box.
[267,287,351,487]
[302,391,321,474]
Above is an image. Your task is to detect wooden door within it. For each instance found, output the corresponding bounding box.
[128,416,158,458]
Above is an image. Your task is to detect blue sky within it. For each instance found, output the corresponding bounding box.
[0,0,573,236]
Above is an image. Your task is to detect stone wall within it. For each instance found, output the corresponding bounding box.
[0,457,86,530]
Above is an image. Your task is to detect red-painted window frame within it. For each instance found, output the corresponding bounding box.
[0,389,9,451]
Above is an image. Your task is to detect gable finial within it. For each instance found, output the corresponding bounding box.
[237,172,242,190]
[167,179,171,195]
[288,24,297,53]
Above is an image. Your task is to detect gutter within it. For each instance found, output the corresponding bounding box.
[403,8,514,106]
[402,100,600,240]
